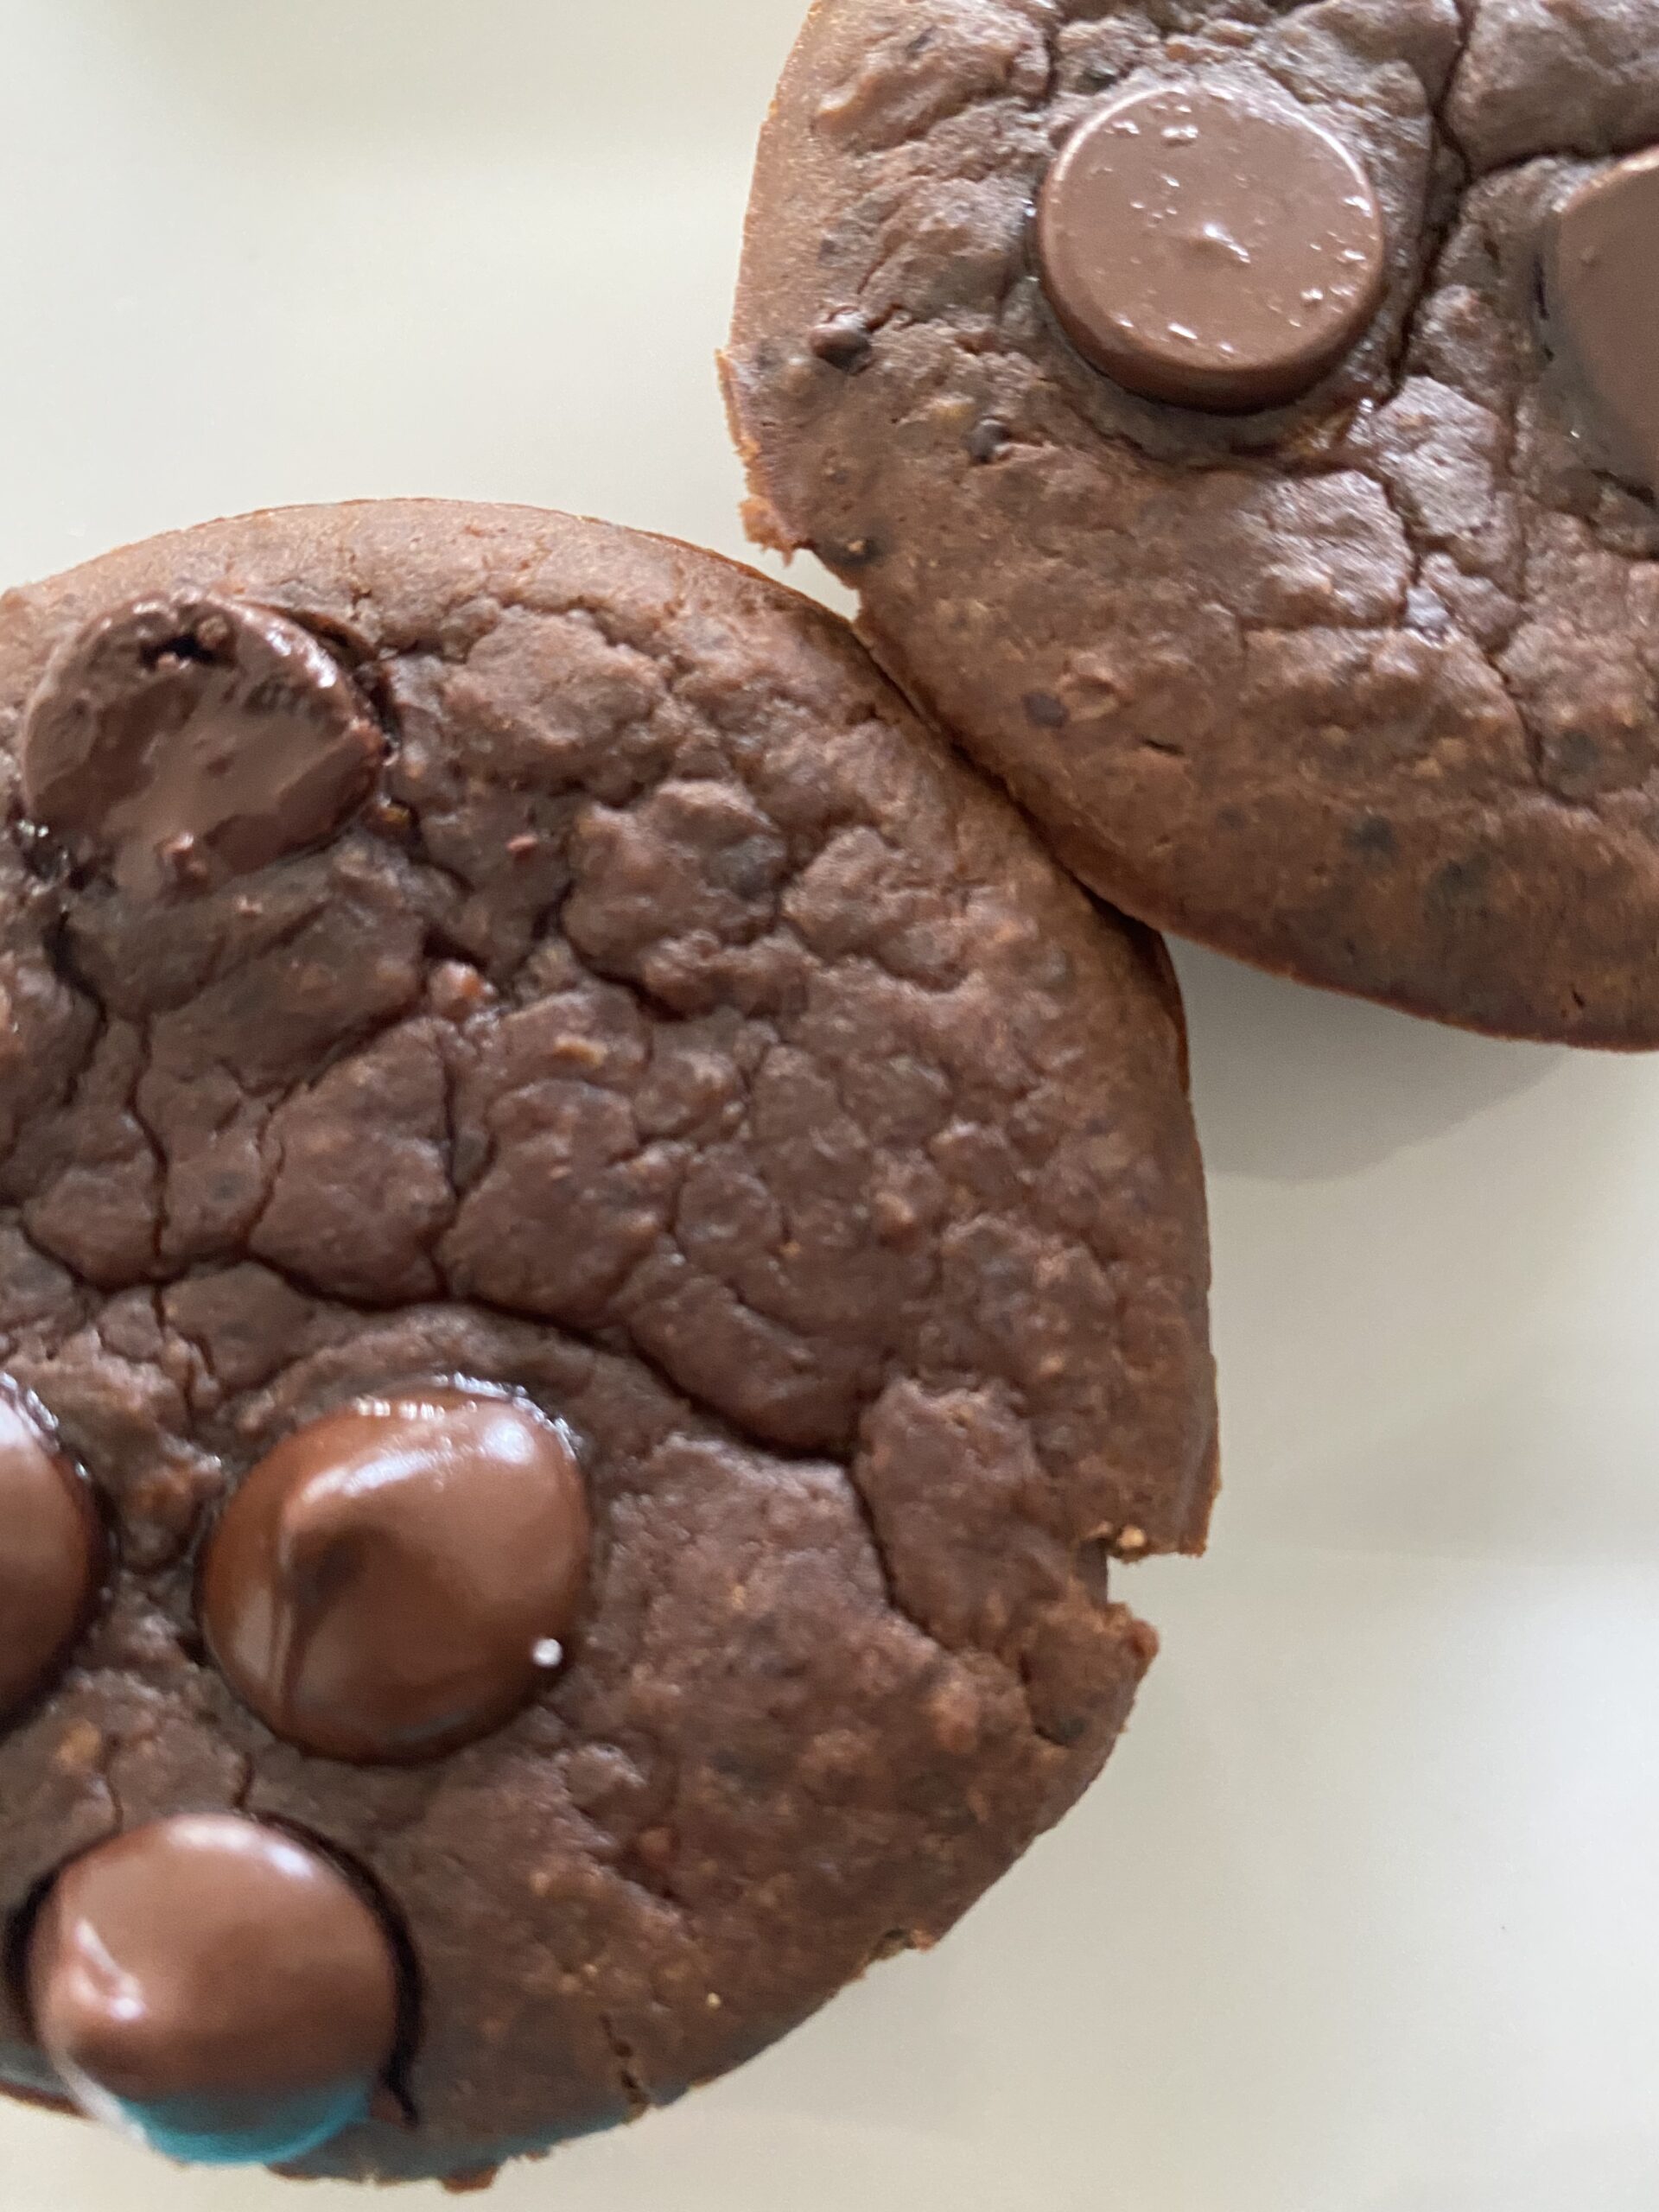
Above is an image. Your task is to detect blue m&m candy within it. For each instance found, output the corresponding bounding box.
[28,1815,400,2171]
[101,2082,376,2171]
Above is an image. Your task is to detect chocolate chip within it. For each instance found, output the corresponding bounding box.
[0,1381,104,1726]
[1427,854,1492,915]
[1022,690,1068,730]
[20,594,385,900]
[809,313,875,373]
[27,1815,401,2168]
[199,1385,590,1765]
[1541,146,1659,498]
[966,418,1014,463]
[1348,814,1398,859]
[1035,84,1388,413]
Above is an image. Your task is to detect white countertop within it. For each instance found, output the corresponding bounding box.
[3,4,1657,2207]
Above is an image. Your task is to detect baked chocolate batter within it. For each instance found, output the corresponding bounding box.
[728,0,1659,1045]
[0,501,1216,2184]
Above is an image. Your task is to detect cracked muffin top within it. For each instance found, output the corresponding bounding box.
[0,500,1216,2186]
[727,0,1659,1046]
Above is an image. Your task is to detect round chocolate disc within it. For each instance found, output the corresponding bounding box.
[200,1385,591,1764]
[0,1382,103,1726]
[28,1814,400,2168]
[1541,147,1659,498]
[20,594,384,900]
[1036,82,1389,412]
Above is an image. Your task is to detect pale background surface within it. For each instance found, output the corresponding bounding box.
[2,5,1658,2209]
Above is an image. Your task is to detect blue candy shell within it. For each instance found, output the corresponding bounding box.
[111,2081,372,2169]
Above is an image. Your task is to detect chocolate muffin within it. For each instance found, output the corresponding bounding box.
[0,501,1216,2184]
[727,0,1659,1046]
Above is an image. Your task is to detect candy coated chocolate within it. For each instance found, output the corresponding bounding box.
[107,2081,379,2171]
[200,1387,590,1764]
[20,594,383,899]
[0,1382,103,1725]
[1036,85,1388,412]
[1541,146,1659,498]
[27,1815,400,2165]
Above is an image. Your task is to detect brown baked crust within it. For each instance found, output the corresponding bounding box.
[727,0,1659,1046]
[0,501,1216,2183]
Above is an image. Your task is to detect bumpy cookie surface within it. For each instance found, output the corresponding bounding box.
[728,0,1659,1045]
[0,502,1215,2183]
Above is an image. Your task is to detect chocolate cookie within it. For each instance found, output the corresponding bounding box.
[0,501,1216,2183]
[727,0,1659,1046]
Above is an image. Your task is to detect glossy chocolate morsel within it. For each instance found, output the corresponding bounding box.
[1541,146,1659,498]
[1036,83,1388,413]
[200,1386,591,1764]
[27,1815,401,2168]
[0,1382,104,1726]
[20,593,383,899]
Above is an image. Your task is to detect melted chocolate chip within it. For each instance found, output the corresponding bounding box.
[1035,84,1388,413]
[28,1815,400,2167]
[1541,147,1659,498]
[809,313,875,372]
[20,594,384,900]
[200,1386,590,1765]
[0,1382,103,1726]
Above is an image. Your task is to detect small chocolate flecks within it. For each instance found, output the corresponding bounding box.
[13,817,65,882]
[967,418,1014,463]
[1541,147,1659,498]
[21,594,385,900]
[810,314,875,373]
[200,1384,591,1765]
[1348,814,1398,858]
[0,1381,105,1727]
[1022,691,1068,730]
[1036,83,1388,412]
[1427,854,1492,913]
